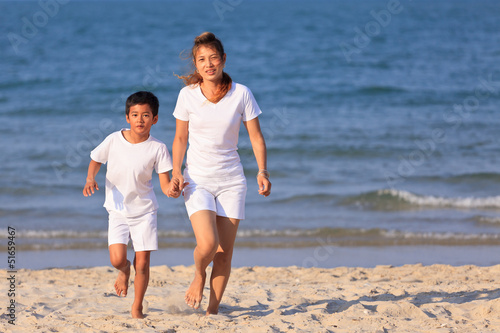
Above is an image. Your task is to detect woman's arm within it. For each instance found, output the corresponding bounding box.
[244,117,271,197]
[83,160,102,197]
[171,119,189,191]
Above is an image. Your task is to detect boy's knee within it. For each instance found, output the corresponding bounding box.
[134,256,150,275]
[135,262,149,275]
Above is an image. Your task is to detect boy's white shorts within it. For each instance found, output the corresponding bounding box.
[183,174,247,220]
[107,210,158,251]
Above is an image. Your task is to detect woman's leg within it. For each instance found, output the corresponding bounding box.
[206,216,240,315]
[185,210,218,309]
[109,244,130,297]
[131,251,151,319]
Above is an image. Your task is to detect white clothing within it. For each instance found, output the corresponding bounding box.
[108,210,158,251]
[90,130,173,217]
[183,173,247,219]
[173,82,262,179]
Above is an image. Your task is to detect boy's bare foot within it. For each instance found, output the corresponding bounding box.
[131,302,144,319]
[115,260,131,297]
[185,272,206,309]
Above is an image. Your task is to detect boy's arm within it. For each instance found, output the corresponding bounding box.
[158,172,172,196]
[83,160,102,197]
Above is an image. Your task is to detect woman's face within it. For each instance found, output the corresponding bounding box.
[194,45,226,84]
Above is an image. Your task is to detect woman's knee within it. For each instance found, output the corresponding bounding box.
[213,249,233,267]
[110,255,128,269]
[197,241,219,258]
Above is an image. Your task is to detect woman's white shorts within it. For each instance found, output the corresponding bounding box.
[107,210,158,251]
[183,174,247,220]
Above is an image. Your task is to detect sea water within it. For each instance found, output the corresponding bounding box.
[1,0,500,269]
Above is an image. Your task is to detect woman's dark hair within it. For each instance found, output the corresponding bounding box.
[125,91,159,117]
[176,32,232,104]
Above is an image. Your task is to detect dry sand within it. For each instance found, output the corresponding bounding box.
[1,264,500,332]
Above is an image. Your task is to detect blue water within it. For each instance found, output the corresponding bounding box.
[1,0,500,269]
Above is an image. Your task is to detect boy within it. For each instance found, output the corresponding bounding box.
[83,91,179,319]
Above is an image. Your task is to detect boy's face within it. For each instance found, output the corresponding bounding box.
[126,104,158,137]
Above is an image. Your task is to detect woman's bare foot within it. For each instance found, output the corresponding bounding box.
[131,302,144,319]
[114,260,131,297]
[185,271,206,309]
[206,308,218,316]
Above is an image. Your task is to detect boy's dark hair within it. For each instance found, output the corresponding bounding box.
[125,91,159,117]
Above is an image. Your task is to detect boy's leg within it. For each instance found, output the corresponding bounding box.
[109,244,131,297]
[185,210,218,309]
[131,251,150,319]
[207,216,239,315]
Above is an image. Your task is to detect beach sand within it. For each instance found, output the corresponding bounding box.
[2,264,500,332]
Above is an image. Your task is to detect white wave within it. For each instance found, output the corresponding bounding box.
[379,189,500,209]
[475,216,500,225]
[158,230,193,238]
[382,230,500,240]
[237,229,319,238]
[0,228,344,239]
[0,229,193,239]
[16,230,107,239]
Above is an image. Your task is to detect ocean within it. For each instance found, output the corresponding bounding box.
[1,0,500,269]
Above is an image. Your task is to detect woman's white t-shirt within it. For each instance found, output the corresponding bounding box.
[173,82,262,179]
[90,130,173,217]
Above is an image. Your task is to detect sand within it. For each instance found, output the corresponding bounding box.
[1,264,500,332]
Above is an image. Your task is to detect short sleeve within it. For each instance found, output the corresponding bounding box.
[90,133,113,164]
[242,86,262,122]
[155,144,173,174]
[173,88,189,121]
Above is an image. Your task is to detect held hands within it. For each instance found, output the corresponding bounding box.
[167,178,181,198]
[83,179,99,197]
[167,176,189,198]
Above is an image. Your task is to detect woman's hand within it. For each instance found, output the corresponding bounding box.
[257,174,271,197]
[172,171,188,191]
[172,171,184,188]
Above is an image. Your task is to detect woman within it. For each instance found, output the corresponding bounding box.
[171,32,271,315]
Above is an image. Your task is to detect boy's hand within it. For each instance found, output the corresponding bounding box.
[83,180,99,197]
[168,189,181,198]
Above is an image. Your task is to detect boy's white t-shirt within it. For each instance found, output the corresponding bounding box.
[173,82,262,179]
[90,130,173,217]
